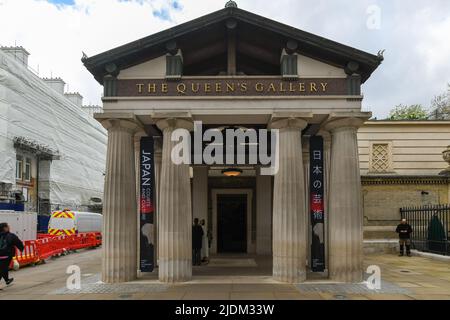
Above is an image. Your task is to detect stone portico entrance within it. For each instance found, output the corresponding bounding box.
[83,3,382,284]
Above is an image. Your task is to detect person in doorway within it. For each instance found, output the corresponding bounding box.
[396,219,413,257]
[192,218,203,266]
[200,219,209,264]
[0,223,24,287]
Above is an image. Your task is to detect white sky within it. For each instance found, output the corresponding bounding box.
[1,0,449,118]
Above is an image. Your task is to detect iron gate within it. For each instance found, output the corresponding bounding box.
[400,205,450,256]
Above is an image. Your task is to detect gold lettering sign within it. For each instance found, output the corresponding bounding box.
[117,78,349,97]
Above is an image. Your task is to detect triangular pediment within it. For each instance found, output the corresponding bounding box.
[84,6,382,83]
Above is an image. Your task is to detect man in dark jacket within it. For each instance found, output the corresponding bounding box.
[0,223,24,286]
[396,219,413,257]
[192,218,204,266]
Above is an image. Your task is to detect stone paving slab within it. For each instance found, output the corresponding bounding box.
[296,280,411,295]
[51,274,170,295]
[1,249,449,300]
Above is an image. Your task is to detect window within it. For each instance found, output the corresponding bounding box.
[25,158,32,181]
[16,156,23,180]
[370,143,391,173]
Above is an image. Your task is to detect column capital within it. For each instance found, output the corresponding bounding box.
[317,130,331,143]
[95,113,144,135]
[269,117,309,130]
[156,118,194,131]
[134,130,148,143]
[323,115,368,133]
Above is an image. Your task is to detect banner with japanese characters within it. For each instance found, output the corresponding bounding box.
[309,136,325,272]
[139,137,155,272]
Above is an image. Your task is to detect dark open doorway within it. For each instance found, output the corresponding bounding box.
[217,194,247,253]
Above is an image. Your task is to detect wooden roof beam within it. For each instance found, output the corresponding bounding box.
[183,41,227,66]
[236,41,280,65]
[226,19,237,75]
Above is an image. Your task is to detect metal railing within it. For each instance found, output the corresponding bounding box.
[400,204,450,256]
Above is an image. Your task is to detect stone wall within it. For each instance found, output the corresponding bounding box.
[358,121,450,176]
[362,178,449,240]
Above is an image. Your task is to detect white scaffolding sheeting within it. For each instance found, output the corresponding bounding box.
[0,50,107,208]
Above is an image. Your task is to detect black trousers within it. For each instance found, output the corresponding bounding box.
[0,257,11,282]
[192,248,201,265]
[399,239,411,255]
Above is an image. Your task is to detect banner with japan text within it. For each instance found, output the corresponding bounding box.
[309,136,325,272]
[140,137,155,272]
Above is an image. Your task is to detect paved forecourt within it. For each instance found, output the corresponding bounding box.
[1,249,449,300]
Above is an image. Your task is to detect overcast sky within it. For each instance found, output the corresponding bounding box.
[1,0,449,118]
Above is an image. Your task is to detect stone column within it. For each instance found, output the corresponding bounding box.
[134,136,141,274]
[325,118,365,283]
[192,166,208,261]
[154,140,162,265]
[157,118,193,283]
[302,138,310,267]
[100,118,142,283]
[256,170,272,255]
[270,118,308,283]
[192,166,208,223]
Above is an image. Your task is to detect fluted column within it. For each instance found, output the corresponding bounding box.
[302,138,310,268]
[325,117,365,282]
[270,118,308,283]
[256,170,272,255]
[157,118,193,283]
[154,140,162,266]
[100,118,142,283]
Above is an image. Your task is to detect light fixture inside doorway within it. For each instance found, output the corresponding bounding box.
[222,168,243,177]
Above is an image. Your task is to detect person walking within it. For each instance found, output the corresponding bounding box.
[396,218,413,257]
[0,223,24,287]
[192,218,203,266]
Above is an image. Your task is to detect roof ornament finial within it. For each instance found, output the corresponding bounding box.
[225,0,238,8]
[81,51,88,62]
[377,49,385,61]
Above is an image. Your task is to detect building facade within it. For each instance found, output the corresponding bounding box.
[358,121,450,246]
[84,3,384,284]
[0,47,107,214]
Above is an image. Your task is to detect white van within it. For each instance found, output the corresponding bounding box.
[0,211,37,241]
[48,210,102,235]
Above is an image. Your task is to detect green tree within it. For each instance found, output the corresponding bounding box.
[429,84,450,120]
[388,104,428,120]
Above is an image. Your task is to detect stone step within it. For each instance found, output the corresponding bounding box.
[363,239,398,254]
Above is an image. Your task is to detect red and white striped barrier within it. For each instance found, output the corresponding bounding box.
[10,232,102,269]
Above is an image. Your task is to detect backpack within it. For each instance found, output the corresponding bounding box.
[0,234,9,256]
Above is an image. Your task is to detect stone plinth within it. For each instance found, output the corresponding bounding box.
[440,146,450,176]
